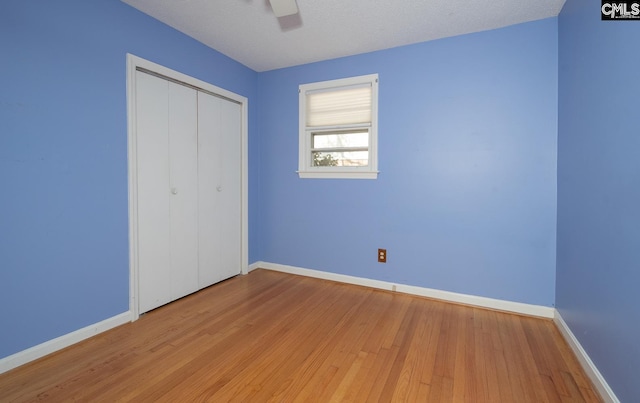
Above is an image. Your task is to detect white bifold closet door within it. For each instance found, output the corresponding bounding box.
[135,70,241,314]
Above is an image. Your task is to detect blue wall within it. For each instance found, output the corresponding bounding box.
[257,18,559,307]
[13,3,629,394]
[2,1,633,399]
[0,0,258,359]
[557,1,640,401]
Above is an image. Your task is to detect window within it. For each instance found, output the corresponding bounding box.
[298,74,379,179]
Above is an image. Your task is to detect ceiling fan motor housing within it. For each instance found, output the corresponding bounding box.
[270,0,299,17]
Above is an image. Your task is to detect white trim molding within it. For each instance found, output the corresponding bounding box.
[554,311,619,403]
[0,311,132,375]
[250,261,555,318]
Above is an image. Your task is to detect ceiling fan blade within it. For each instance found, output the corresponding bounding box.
[270,0,299,17]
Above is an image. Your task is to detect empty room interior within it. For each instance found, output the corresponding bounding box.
[1,0,638,401]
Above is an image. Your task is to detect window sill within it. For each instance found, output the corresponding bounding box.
[297,171,379,179]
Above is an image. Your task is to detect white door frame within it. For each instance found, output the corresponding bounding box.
[126,53,249,320]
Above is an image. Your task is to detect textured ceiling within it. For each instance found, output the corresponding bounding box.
[122,0,566,72]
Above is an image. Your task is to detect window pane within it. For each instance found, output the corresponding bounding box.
[312,131,368,149]
[312,151,369,167]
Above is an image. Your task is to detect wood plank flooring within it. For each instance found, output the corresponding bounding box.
[0,269,601,402]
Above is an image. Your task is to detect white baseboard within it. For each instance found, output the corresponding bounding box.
[554,311,619,403]
[247,261,262,273]
[251,261,555,318]
[0,311,132,375]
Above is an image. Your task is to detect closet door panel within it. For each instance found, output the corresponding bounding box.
[197,93,241,287]
[167,82,199,299]
[135,71,172,313]
[214,98,242,282]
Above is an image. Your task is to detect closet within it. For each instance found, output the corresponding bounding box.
[134,69,241,314]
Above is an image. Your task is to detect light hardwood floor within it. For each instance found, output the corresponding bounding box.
[0,269,601,402]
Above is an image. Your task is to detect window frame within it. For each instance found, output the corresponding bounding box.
[298,74,379,179]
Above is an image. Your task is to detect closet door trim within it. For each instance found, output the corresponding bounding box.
[126,53,249,321]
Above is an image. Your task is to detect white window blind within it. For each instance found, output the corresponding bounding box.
[305,84,372,127]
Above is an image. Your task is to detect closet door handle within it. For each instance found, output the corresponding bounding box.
[171,187,178,195]
[216,186,222,192]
